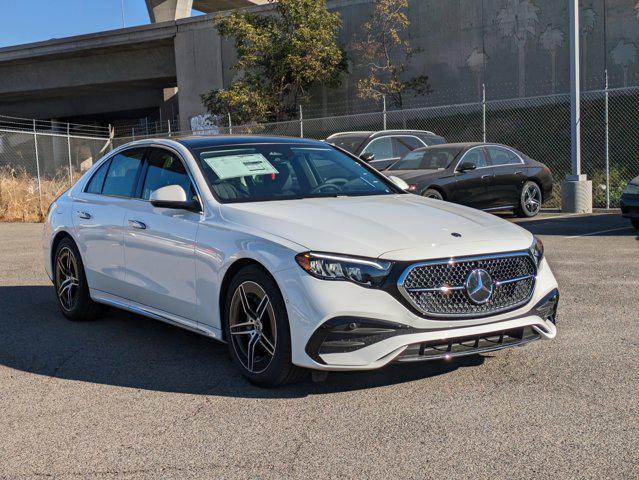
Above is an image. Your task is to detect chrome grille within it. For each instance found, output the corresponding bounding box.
[398,252,536,318]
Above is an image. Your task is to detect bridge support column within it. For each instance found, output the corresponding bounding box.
[145,0,194,23]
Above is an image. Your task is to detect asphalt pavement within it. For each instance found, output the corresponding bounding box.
[0,212,637,479]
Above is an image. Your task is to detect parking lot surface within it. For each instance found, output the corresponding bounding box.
[0,212,637,479]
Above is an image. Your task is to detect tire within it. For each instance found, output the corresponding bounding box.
[53,237,106,321]
[422,188,444,201]
[631,219,639,230]
[515,181,542,218]
[223,265,306,387]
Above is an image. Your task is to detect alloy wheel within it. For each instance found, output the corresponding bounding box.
[229,281,277,374]
[523,184,541,216]
[55,247,80,312]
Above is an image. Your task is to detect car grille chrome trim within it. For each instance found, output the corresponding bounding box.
[397,251,537,318]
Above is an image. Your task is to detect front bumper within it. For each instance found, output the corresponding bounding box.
[620,193,639,218]
[275,257,559,371]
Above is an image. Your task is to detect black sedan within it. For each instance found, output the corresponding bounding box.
[385,143,553,217]
[620,176,639,230]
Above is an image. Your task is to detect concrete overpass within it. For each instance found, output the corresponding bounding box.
[146,0,269,23]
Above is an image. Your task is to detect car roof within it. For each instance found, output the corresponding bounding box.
[174,135,327,149]
[327,130,439,140]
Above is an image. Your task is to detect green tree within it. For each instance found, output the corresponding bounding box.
[353,0,431,109]
[201,0,345,124]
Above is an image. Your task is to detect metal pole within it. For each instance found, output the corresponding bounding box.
[121,0,126,28]
[569,0,581,177]
[605,69,610,209]
[228,113,233,134]
[299,105,304,138]
[383,95,387,131]
[167,119,172,137]
[67,123,73,185]
[482,83,487,143]
[132,127,135,140]
[33,120,43,216]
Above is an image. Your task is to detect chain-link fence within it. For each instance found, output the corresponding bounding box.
[2,80,638,220]
[0,116,113,221]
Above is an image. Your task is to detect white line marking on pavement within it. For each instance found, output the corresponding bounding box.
[565,227,634,239]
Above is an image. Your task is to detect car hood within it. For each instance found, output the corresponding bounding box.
[220,195,533,261]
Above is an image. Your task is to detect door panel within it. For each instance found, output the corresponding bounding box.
[123,202,200,319]
[73,195,129,296]
[123,148,201,320]
[451,148,493,208]
[485,146,525,207]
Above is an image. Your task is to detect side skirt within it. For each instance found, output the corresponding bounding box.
[90,289,225,342]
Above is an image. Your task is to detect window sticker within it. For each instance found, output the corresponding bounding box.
[202,153,279,180]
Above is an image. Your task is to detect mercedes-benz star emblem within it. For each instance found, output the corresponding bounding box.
[465,269,494,305]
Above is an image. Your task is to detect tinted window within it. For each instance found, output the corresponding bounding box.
[363,137,393,160]
[85,159,111,194]
[102,149,144,197]
[487,146,521,166]
[195,144,396,203]
[460,148,488,168]
[393,137,423,158]
[389,147,460,171]
[142,149,194,200]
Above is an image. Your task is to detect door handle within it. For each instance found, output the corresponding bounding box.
[481,174,494,179]
[515,170,525,175]
[76,211,92,220]
[128,220,147,230]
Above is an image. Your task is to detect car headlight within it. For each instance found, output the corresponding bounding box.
[407,185,418,192]
[623,183,639,195]
[529,236,544,266]
[295,252,393,288]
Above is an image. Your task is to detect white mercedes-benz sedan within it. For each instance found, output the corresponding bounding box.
[43,136,559,386]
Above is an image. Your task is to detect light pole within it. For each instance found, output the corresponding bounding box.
[562,0,592,213]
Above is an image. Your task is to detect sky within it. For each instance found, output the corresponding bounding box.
[0,0,202,49]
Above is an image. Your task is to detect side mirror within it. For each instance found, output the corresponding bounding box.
[360,152,375,163]
[150,185,200,212]
[458,162,477,172]
[388,175,410,191]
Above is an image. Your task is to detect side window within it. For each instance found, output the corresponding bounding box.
[460,148,488,168]
[393,137,422,158]
[363,137,393,160]
[487,146,521,166]
[85,159,111,194]
[142,149,195,200]
[102,149,144,198]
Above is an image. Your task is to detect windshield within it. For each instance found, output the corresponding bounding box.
[388,147,461,171]
[326,134,369,153]
[194,143,398,203]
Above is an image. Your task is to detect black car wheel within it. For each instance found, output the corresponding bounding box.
[54,237,106,321]
[515,181,542,217]
[224,265,306,387]
[422,189,443,200]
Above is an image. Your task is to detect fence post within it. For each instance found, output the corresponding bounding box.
[132,127,135,140]
[299,105,304,138]
[228,113,233,134]
[383,95,387,131]
[167,120,172,137]
[66,122,73,186]
[482,83,487,143]
[32,120,43,216]
[604,69,610,210]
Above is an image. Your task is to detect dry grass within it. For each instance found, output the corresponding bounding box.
[0,167,73,222]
